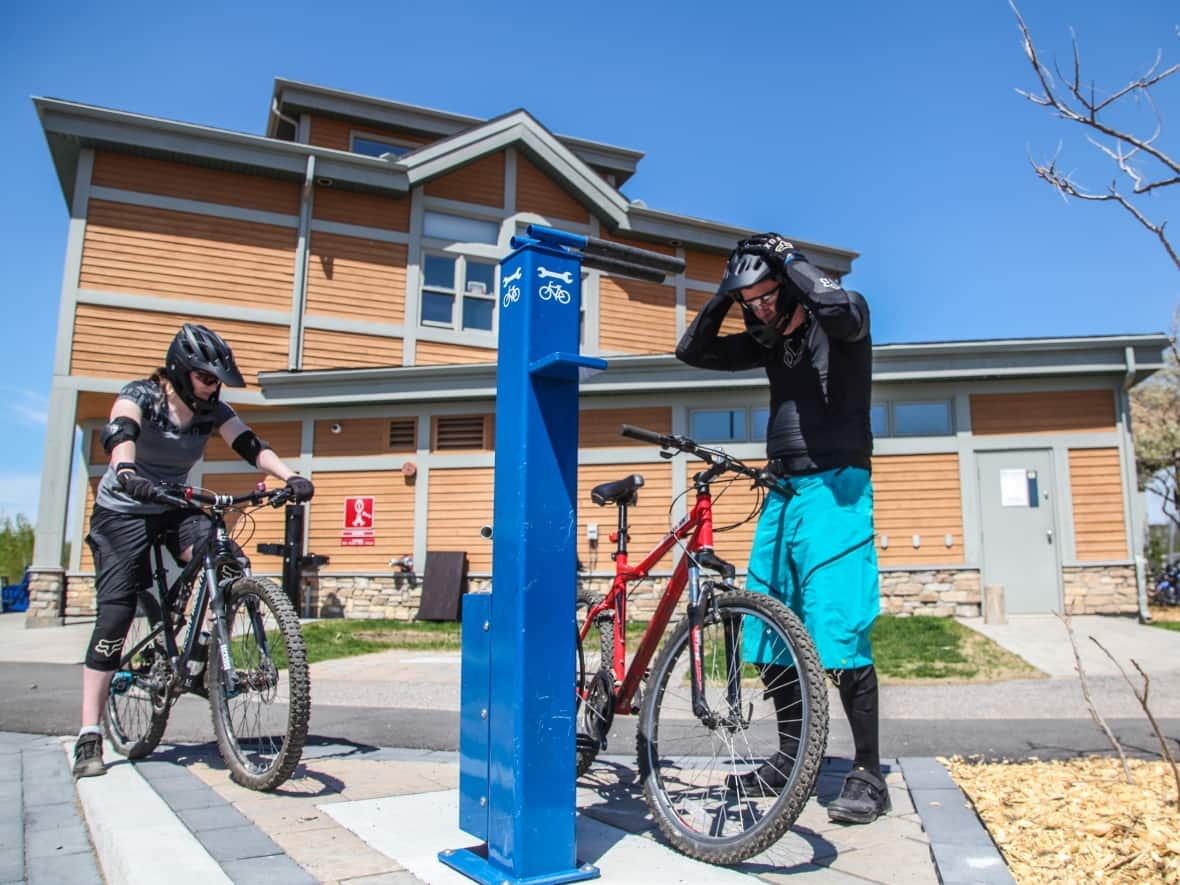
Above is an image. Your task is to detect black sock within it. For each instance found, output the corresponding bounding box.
[836,664,880,775]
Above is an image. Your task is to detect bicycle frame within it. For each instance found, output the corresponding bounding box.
[579,466,740,718]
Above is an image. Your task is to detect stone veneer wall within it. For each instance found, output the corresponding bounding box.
[47,564,1140,621]
[1063,565,1138,615]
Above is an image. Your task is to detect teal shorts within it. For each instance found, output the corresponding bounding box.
[742,466,879,671]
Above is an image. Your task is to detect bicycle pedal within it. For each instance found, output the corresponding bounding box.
[110,671,133,694]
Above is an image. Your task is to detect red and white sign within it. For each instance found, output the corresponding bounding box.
[341,496,375,546]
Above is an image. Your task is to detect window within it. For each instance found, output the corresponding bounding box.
[421,254,497,332]
[351,134,414,159]
[388,418,416,452]
[691,409,746,442]
[424,211,499,245]
[871,400,953,437]
[751,407,769,442]
[893,401,952,436]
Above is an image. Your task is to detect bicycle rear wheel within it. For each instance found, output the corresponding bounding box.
[103,595,172,759]
[208,576,310,791]
[637,591,828,864]
[575,587,614,777]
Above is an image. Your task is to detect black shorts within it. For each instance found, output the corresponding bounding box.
[86,505,213,607]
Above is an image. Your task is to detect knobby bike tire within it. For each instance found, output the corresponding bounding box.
[208,576,310,791]
[636,591,828,865]
[575,587,614,777]
[103,594,172,759]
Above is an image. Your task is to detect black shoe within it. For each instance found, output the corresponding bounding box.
[726,751,795,797]
[73,733,106,779]
[828,766,890,824]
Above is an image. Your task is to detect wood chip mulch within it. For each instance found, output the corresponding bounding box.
[944,756,1180,883]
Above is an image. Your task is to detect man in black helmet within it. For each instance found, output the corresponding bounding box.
[73,323,315,779]
[676,234,887,824]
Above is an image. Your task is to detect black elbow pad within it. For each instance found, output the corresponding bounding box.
[101,416,141,454]
[231,430,271,467]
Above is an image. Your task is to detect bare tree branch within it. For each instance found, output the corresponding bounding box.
[1056,613,1133,782]
[1010,1,1180,272]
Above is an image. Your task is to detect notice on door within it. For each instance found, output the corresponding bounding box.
[1000,469,1029,507]
[342,496,375,546]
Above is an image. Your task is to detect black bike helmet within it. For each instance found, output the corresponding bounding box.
[165,323,245,414]
[719,251,799,349]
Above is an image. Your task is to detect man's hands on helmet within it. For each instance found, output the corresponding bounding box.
[285,475,315,502]
[117,467,159,503]
[735,232,806,278]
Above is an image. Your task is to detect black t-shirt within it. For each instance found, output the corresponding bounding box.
[675,258,873,474]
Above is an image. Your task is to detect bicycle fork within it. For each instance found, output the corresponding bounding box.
[686,557,750,731]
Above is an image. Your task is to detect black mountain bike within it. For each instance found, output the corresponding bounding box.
[103,482,310,791]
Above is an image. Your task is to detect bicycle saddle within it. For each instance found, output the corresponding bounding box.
[591,474,645,507]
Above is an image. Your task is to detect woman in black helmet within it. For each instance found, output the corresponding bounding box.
[677,234,887,825]
[73,323,314,779]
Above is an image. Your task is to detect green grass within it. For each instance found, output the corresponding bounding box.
[240,613,1041,683]
[1149,620,1180,633]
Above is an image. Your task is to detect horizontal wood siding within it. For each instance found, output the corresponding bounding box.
[313,417,415,457]
[306,116,430,153]
[306,232,407,324]
[686,289,746,336]
[1069,448,1129,560]
[970,390,1116,435]
[301,328,403,371]
[577,463,673,572]
[873,453,964,565]
[423,152,505,207]
[78,476,102,572]
[204,421,303,461]
[414,340,497,366]
[200,470,286,560]
[426,468,494,572]
[71,304,289,383]
[683,249,726,283]
[515,157,588,222]
[308,470,417,573]
[77,392,117,422]
[703,471,761,564]
[580,407,672,447]
[92,151,301,215]
[313,187,410,232]
[598,276,677,354]
[80,200,296,311]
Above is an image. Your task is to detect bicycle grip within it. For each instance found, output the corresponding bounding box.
[620,424,667,446]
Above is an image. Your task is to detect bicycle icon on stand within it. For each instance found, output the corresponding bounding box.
[502,285,521,308]
[538,281,571,304]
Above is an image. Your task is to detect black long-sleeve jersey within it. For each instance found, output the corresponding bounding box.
[675,258,873,474]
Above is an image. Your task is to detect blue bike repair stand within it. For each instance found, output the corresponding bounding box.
[440,226,606,885]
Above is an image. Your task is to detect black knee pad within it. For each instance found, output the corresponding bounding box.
[85,599,137,671]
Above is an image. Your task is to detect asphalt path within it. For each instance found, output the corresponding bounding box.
[4,661,1177,762]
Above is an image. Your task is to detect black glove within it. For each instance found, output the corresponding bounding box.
[118,468,158,503]
[285,475,314,502]
[736,232,806,277]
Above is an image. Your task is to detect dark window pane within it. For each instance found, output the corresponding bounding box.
[752,407,769,442]
[352,136,411,158]
[423,255,455,289]
[894,401,951,436]
[691,410,744,442]
[870,403,888,438]
[466,260,496,294]
[421,291,453,325]
[462,297,494,331]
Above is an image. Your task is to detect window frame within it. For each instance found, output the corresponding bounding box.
[872,399,954,438]
[419,250,499,336]
[349,131,417,159]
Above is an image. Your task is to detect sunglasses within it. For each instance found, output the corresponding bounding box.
[193,370,221,386]
[736,285,780,310]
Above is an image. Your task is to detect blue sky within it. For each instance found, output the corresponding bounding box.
[1,0,1177,524]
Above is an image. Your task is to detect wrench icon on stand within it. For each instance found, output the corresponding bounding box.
[537,266,573,284]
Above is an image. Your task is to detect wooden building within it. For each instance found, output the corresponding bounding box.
[27,80,1168,625]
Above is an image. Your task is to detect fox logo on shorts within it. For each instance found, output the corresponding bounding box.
[93,638,123,658]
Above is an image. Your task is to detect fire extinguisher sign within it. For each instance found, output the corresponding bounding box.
[341,496,375,546]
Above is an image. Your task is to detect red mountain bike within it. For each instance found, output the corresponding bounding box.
[575,425,828,864]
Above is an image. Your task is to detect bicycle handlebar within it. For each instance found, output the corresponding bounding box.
[155,483,296,512]
[619,425,764,482]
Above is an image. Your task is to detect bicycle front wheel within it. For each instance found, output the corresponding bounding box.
[209,576,310,791]
[104,596,172,759]
[637,591,828,864]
